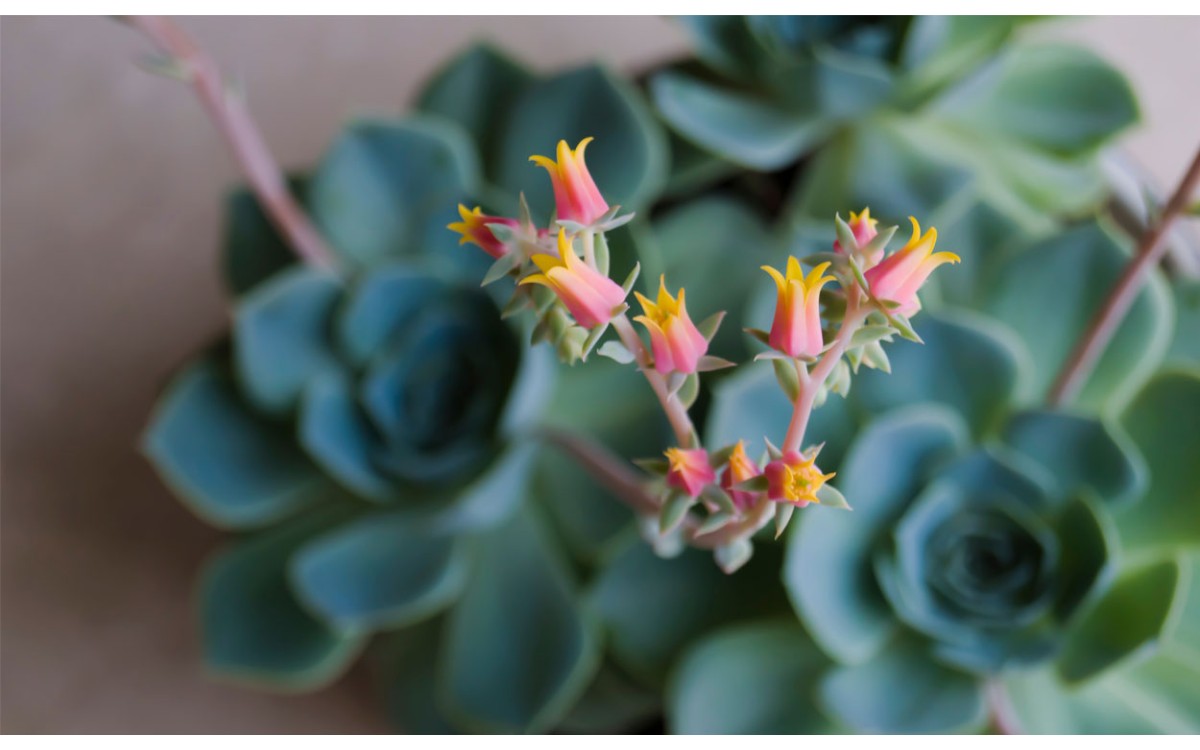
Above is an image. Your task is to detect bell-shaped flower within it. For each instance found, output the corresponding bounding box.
[765,450,836,508]
[666,447,716,498]
[834,207,883,267]
[530,137,610,227]
[720,440,762,511]
[762,258,835,359]
[633,276,709,374]
[864,217,960,316]
[519,229,626,329]
[448,204,518,259]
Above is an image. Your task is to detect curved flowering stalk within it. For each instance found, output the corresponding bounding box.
[448,136,958,573]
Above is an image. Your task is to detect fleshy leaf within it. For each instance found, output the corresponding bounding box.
[309,117,479,270]
[819,634,988,733]
[336,265,444,368]
[986,221,1173,412]
[441,506,599,733]
[1057,557,1185,685]
[290,513,469,633]
[298,370,394,502]
[854,310,1028,438]
[415,44,535,176]
[233,267,342,416]
[199,508,364,689]
[1117,371,1200,550]
[221,179,304,296]
[931,44,1138,154]
[144,361,332,529]
[668,620,835,734]
[785,405,967,664]
[375,622,459,734]
[650,71,830,170]
[589,538,788,686]
[1001,409,1146,506]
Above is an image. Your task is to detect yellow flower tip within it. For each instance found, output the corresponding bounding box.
[529,253,563,275]
[804,261,834,289]
[518,272,550,288]
[786,255,803,281]
[850,207,875,226]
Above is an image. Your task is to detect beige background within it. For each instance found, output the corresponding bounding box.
[2,16,1198,734]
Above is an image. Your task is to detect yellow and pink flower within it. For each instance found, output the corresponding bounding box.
[633,276,709,375]
[834,208,882,266]
[765,450,836,507]
[448,204,518,259]
[762,258,836,359]
[720,440,762,511]
[864,217,960,316]
[666,447,716,498]
[530,137,610,226]
[519,229,626,329]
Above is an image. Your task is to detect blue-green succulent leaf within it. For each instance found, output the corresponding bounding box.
[299,370,394,503]
[929,200,1039,308]
[668,620,836,734]
[1163,280,1200,367]
[558,663,662,734]
[233,267,343,416]
[1001,409,1146,507]
[144,361,331,529]
[1005,554,1200,733]
[986,221,1173,412]
[290,513,470,633]
[854,310,1028,438]
[430,442,536,535]
[336,265,445,368]
[1117,371,1200,551]
[221,179,302,296]
[650,71,831,170]
[785,405,968,665]
[1052,492,1117,620]
[1057,557,1185,685]
[677,16,774,81]
[706,362,857,472]
[199,508,364,689]
[788,118,973,224]
[494,65,667,219]
[589,537,789,687]
[441,506,599,733]
[819,633,988,733]
[415,43,535,177]
[899,16,1035,97]
[376,622,460,734]
[930,44,1138,155]
[309,117,479,270]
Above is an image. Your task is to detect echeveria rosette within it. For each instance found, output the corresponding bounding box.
[674,307,1200,734]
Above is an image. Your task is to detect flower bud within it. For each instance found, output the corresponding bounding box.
[519,229,627,329]
[864,217,960,316]
[834,208,882,267]
[448,204,518,259]
[633,276,709,375]
[665,447,716,498]
[720,440,762,511]
[529,137,610,226]
[762,258,836,359]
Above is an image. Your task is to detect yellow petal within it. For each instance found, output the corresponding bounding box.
[762,264,787,293]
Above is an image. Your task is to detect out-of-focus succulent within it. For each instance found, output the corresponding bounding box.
[652,16,1139,232]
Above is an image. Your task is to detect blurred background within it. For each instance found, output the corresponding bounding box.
[1,15,1197,733]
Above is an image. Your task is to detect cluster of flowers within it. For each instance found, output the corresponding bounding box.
[450,138,959,571]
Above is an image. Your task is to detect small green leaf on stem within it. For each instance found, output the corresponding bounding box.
[677,373,701,409]
[697,512,736,535]
[697,355,737,372]
[660,492,695,534]
[701,484,738,514]
[774,502,795,539]
[773,358,801,402]
[816,484,850,510]
[597,339,635,364]
[733,475,770,493]
[621,262,641,295]
[714,538,754,574]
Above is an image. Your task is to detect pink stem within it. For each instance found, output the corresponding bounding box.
[1048,146,1200,406]
[783,297,867,453]
[128,16,337,270]
[610,313,697,448]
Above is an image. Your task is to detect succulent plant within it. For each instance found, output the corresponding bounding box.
[670,222,1199,732]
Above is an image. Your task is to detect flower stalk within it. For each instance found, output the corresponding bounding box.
[126,16,338,270]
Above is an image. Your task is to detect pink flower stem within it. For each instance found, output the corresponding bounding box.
[1048,145,1200,406]
[986,679,1023,735]
[610,313,698,448]
[127,16,338,270]
[783,295,867,453]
